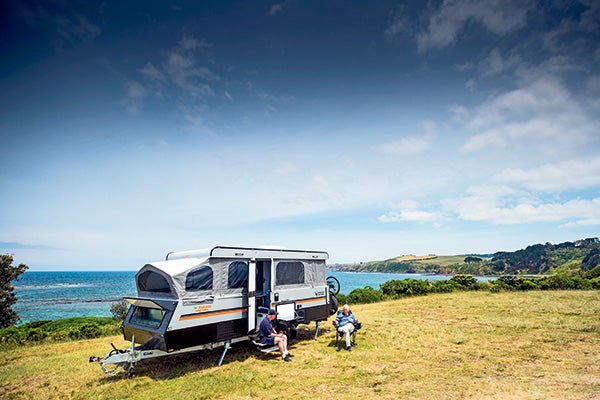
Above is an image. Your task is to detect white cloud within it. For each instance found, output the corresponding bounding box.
[416,0,534,52]
[460,76,598,153]
[478,48,522,76]
[442,184,600,226]
[495,158,600,192]
[379,199,443,226]
[163,43,216,96]
[449,105,470,122]
[267,4,282,16]
[377,120,436,156]
[385,5,410,39]
[125,35,217,115]
[139,62,167,84]
[122,81,148,114]
[378,210,441,224]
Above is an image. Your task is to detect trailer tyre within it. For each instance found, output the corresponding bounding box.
[127,365,135,378]
[329,293,339,316]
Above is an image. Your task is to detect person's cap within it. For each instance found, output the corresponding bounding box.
[268,308,278,315]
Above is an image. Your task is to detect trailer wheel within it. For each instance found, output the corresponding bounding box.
[127,365,135,378]
[329,293,339,315]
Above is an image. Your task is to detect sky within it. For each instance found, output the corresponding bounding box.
[0,0,599,270]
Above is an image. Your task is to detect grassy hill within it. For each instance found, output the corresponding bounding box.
[334,238,600,276]
[1,291,599,399]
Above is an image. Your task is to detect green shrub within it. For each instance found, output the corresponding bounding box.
[489,280,511,293]
[380,279,431,297]
[78,323,102,339]
[110,301,129,322]
[347,286,384,304]
[335,293,348,306]
[25,328,47,342]
[536,274,591,290]
[430,280,460,293]
[585,265,600,279]
[450,274,477,288]
[518,279,538,291]
[472,281,492,291]
[590,277,600,290]
[0,326,24,345]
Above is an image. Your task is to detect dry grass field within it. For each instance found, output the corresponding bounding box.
[1,291,599,400]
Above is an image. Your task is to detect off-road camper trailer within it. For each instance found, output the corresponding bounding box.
[91,246,339,376]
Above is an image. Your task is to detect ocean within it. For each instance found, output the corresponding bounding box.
[13,271,492,323]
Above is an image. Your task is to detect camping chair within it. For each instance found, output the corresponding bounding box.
[333,318,361,349]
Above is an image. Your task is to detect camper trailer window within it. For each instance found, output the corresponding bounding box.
[186,266,213,291]
[228,261,249,289]
[130,306,165,328]
[138,271,172,293]
[276,261,305,285]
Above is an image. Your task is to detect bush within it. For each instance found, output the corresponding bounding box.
[110,301,129,322]
[335,293,348,306]
[472,281,492,291]
[489,280,511,293]
[590,277,600,290]
[25,328,47,342]
[347,286,384,304]
[430,280,460,293]
[585,265,600,279]
[518,279,538,291]
[536,274,591,290]
[381,279,431,297]
[450,274,477,288]
[77,323,102,339]
[0,326,24,345]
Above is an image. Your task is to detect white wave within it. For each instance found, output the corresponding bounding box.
[15,283,95,290]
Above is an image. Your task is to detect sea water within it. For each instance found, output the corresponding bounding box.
[13,271,492,323]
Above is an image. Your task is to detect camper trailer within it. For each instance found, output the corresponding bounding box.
[91,246,340,376]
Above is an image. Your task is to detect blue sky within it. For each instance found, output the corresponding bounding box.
[1,0,599,270]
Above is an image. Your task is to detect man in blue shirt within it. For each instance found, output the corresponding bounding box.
[259,309,292,362]
[335,304,359,351]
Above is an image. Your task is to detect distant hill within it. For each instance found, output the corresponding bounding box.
[332,238,600,276]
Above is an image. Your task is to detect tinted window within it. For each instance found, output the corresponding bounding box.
[228,261,249,289]
[130,306,165,328]
[186,266,213,291]
[276,261,305,285]
[138,271,172,293]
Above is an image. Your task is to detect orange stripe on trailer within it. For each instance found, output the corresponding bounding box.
[295,297,326,304]
[179,307,247,321]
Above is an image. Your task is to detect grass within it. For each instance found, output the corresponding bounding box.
[1,291,599,399]
[415,255,476,266]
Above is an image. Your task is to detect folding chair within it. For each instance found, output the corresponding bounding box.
[333,321,360,349]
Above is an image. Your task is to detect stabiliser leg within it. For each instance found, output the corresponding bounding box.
[217,342,231,367]
[314,321,320,339]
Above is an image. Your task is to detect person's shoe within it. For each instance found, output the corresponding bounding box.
[346,346,352,352]
[286,353,294,357]
[283,355,292,362]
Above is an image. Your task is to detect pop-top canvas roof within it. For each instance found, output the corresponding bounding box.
[135,254,326,301]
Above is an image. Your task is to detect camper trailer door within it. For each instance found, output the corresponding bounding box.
[247,260,256,332]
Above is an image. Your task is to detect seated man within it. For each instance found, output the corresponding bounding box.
[259,309,292,362]
[335,304,359,351]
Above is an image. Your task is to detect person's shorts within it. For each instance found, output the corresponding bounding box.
[261,337,275,346]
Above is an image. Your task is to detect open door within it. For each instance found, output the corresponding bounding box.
[248,259,256,332]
